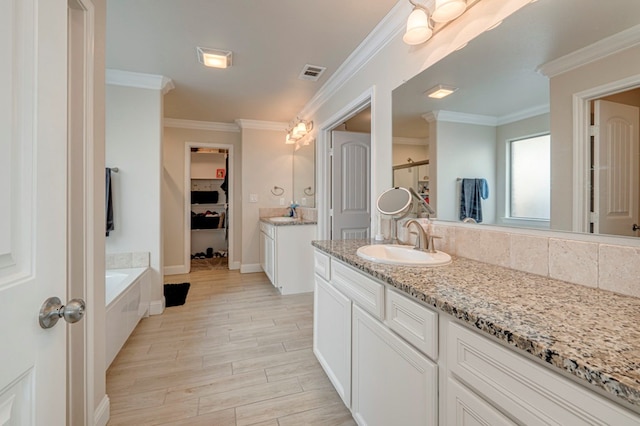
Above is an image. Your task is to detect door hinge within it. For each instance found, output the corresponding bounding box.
[328,148,334,157]
[589,125,598,137]
[590,211,598,223]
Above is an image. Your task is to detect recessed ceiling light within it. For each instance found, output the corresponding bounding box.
[425,84,458,99]
[196,47,232,69]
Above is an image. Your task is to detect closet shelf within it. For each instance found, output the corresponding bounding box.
[191,203,227,207]
[191,228,225,232]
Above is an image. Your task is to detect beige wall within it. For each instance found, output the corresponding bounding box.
[550,44,640,231]
[162,126,241,270]
[240,127,294,270]
[105,84,164,306]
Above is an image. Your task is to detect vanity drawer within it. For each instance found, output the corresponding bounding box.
[385,288,438,360]
[314,250,331,281]
[447,321,639,425]
[331,260,384,320]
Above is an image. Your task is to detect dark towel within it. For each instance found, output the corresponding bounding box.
[460,178,489,223]
[220,154,228,196]
[106,168,114,236]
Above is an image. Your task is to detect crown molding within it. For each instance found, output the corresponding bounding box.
[423,110,498,126]
[234,119,288,131]
[496,104,549,126]
[106,69,175,94]
[299,1,409,118]
[393,136,429,146]
[537,24,640,78]
[163,118,240,132]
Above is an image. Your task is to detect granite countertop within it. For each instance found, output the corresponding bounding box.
[261,217,317,226]
[312,238,640,411]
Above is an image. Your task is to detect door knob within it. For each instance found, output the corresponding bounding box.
[39,297,86,329]
[633,224,640,231]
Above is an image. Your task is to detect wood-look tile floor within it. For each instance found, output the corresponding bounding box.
[106,269,356,426]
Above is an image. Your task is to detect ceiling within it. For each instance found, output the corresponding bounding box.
[392,0,640,138]
[106,0,399,124]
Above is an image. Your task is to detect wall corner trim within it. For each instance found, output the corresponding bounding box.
[106,68,174,94]
[149,299,165,316]
[93,395,110,426]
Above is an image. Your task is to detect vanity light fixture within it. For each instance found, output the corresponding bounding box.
[285,119,313,144]
[431,0,467,23]
[425,84,458,99]
[196,47,232,69]
[403,0,468,45]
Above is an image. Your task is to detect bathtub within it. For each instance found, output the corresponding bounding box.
[106,267,150,368]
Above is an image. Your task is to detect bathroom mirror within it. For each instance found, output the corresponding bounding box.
[392,0,640,238]
[292,138,315,207]
[377,187,412,216]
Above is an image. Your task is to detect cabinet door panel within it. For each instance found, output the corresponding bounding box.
[313,277,352,407]
[446,378,515,426]
[352,305,437,426]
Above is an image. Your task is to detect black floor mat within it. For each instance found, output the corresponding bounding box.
[164,283,190,307]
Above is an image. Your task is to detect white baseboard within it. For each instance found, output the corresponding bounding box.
[94,394,110,426]
[240,263,263,274]
[163,264,188,275]
[229,260,241,270]
[149,299,165,316]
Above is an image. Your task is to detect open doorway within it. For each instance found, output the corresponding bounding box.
[317,88,374,240]
[184,142,234,271]
[574,79,640,236]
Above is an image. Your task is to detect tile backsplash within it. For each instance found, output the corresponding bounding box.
[431,222,640,299]
[106,251,150,269]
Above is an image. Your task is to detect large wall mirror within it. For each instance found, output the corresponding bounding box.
[392,0,640,238]
[293,138,315,207]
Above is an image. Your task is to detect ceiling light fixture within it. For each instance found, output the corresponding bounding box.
[285,119,313,145]
[403,0,468,46]
[196,47,232,69]
[425,84,458,99]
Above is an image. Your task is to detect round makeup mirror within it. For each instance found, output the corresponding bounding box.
[377,187,413,243]
[377,187,412,215]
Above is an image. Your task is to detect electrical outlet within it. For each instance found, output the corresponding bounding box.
[249,193,258,203]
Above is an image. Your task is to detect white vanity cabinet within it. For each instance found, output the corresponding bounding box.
[313,249,438,426]
[442,320,640,426]
[259,221,316,295]
[314,248,640,426]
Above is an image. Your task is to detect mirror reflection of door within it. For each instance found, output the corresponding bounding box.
[591,97,640,236]
[331,130,371,239]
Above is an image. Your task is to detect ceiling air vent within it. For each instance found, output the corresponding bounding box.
[298,64,327,81]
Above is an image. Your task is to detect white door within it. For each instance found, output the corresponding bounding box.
[0,0,72,423]
[593,100,640,236]
[331,131,371,239]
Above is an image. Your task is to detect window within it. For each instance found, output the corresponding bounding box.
[508,134,550,220]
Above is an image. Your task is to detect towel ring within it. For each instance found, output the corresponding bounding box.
[271,186,285,196]
[303,186,314,196]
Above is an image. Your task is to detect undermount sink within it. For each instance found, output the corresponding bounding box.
[269,217,297,223]
[356,244,452,267]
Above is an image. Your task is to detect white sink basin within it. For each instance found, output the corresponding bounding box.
[269,217,297,223]
[356,244,451,267]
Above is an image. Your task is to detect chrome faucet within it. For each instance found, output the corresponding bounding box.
[405,219,429,251]
[404,219,440,253]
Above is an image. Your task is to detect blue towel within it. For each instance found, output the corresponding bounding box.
[460,178,488,223]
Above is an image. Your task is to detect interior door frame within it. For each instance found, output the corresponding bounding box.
[67,0,96,423]
[572,74,640,233]
[183,142,235,271]
[317,86,375,240]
